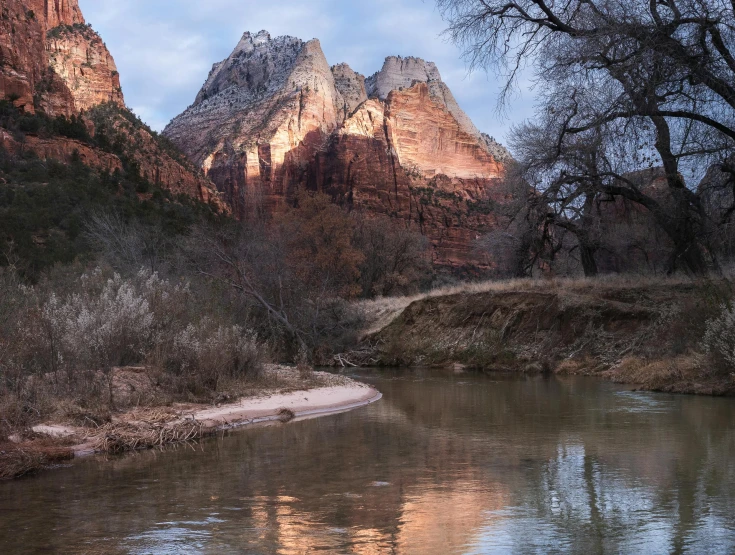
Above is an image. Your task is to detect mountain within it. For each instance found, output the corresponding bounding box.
[0,0,228,279]
[164,31,517,270]
[0,0,223,205]
[1,0,123,115]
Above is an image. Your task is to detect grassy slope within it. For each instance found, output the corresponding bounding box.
[360,276,735,396]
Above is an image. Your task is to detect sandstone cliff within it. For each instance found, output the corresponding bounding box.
[165,32,515,270]
[0,0,73,115]
[0,0,123,115]
[0,1,225,210]
[46,23,124,112]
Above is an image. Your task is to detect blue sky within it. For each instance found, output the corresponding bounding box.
[78,0,535,145]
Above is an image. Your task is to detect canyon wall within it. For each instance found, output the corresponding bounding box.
[0,0,123,115]
[165,32,516,270]
[0,1,224,208]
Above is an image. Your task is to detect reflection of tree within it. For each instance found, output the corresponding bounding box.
[1,374,734,553]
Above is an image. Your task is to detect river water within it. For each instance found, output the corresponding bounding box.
[1,370,734,554]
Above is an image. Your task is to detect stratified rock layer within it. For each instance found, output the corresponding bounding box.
[165,33,515,269]
[46,24,124,112]
[0,0,123,115]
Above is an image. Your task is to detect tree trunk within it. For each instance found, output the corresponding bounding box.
[579,241,599,277]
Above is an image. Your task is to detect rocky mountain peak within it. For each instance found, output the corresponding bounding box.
[365,56,442,100]
[164,30,513,269]
[365,55,491,147]
[331,63,367,118]
[195,32,305,107]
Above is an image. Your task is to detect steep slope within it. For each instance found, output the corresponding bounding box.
[46,22,124,112]
[165,32,516,270]
[165,31,347,215]
[0,0,74,115]
[0,0,123,115]
[0,0,224,207]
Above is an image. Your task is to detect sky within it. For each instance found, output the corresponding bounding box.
[78,0,536,145]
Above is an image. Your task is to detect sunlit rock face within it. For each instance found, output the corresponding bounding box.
[165,32,515,270]
[0,0,72,115]
[165,31,347,216]
[29,0,84,29]
[0,1,225,209]
[46,24,124,112]
[0,0,123,115]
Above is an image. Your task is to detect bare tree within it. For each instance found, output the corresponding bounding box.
[352,214,431,297]
[85,212,171,274]
[437,0,735,273]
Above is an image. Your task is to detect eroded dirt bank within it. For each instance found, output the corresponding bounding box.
[356,278,735,396]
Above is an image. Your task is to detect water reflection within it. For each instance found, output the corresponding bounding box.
[1,370,734,554]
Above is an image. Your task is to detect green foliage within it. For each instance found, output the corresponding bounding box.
[0,101,229,280]
[0,100,91,142]
[47,23,96,40]
[86,103,203,173]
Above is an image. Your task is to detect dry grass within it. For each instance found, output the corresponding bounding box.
[355,273,735,396]
[604,355,735,395]
[89,419,205,454]
[356,273,708,337]
[0,363,358,479]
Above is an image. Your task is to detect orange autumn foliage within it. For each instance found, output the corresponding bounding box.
[275,191,365,298]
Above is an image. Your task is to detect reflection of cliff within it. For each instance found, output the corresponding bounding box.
[1,374,734,554]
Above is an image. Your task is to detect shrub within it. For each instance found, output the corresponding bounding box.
[167,319,262,394]
[41,271,155,378]
[703,303,735,372]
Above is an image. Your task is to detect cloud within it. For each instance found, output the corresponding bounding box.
[78,0,536,142]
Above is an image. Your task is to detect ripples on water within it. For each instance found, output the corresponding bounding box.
[1,370,734,554]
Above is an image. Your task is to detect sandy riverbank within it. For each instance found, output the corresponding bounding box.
[1,368,381,479]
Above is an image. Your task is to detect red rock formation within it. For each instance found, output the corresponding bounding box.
[0,127,122,172]
[127,124,228,207]
[0,0,72,114]
[0,0,122,115]
[0,1,226,210]
[46,24,124,112]
[316,87,507,268]
[165,33,514,270]
[28,0,84,29]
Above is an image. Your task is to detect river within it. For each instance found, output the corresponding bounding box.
[1,370,734,554]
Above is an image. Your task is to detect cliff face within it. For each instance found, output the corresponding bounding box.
[28,0,84,29]
[0,0,123,115]
[165,32,514,269]
[0,0,72,114]
[0,1,225,210]
[46,24,124,112]
[165,31,349,215]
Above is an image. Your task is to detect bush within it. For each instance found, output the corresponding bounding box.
[703,303,735,372]
[0,266,267,422]
[40,270,156,378]
[167,319,262,393]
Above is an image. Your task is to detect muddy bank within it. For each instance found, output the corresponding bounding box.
[357,279,735,396]
[1,368,380,480]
